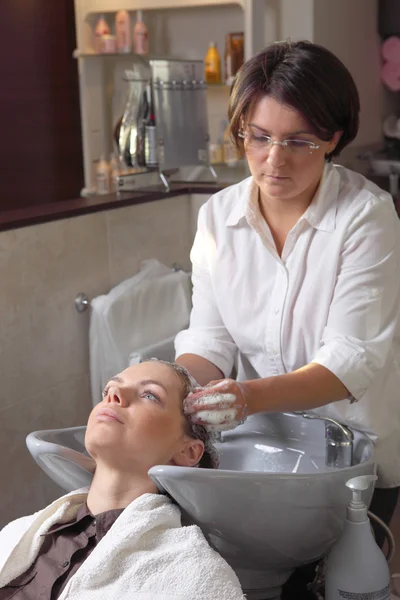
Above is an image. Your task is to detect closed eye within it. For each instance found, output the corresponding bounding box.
[251,133,271,143]
[286,139,313,149]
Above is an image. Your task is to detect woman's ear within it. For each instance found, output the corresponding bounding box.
[171,439,204,467]
[327,130,342,154]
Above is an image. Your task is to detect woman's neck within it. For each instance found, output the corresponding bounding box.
[259,178,320,221]
[86,464,158,515]
[258,179,321,256]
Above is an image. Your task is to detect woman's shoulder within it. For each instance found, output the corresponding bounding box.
[331,165,400,243]
[200,177,253,220]
[199,177,253,232]
[334,164,394,211]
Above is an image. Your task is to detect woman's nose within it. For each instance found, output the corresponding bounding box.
[266,143,286,168]
[106,386,125,406]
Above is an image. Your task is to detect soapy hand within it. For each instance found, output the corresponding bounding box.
[184,379,250,432]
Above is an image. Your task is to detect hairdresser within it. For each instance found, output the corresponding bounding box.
[175,40,400,549]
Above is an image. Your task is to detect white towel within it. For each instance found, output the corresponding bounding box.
[89,260,192,406]
[0,490,245,600]
[128,335,177,365]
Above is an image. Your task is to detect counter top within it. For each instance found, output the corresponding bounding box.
[0,172,396,234]
[0,182,227,233]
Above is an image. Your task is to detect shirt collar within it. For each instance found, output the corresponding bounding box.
[302,162,339,232]
[225,163,340,232]
[225,177,254,227]
[43,502,124,539]
[43,503,93,536]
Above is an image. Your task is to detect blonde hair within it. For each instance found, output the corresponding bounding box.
[150,359,219,469]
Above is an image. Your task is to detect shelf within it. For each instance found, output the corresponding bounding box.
[206,83,232,88]
[211,160,247,167]
[74,50,235,89]
[74,51,233,87]
[77,1,244,15]
[74,50,177,61]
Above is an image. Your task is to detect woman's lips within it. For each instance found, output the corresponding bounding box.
[266,174,289,181]
[96,407,124,424]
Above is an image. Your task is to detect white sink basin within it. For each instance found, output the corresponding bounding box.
[26,426,94,491]
[26,412,375,600]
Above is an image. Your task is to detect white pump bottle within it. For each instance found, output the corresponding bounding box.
[325,475,390,600]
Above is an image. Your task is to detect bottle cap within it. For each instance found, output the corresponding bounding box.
[345,475,377,523]
[209,42,216,47]
[137,10,143,22]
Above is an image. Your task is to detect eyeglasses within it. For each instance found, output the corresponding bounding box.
[238,131,321,155]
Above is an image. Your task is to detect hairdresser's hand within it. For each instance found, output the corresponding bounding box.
[184,379,250,432]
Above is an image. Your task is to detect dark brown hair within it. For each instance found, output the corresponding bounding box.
[150,360,219,469]
[228,40,360,161]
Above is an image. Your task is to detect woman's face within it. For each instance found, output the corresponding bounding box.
[243,96,341,205]
[85,361,203,474]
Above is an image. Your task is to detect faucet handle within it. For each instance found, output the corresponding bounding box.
[301,412,353,443]
[301,412,354,468]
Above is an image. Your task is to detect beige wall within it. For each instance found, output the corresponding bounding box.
[313,0,382,153]
[0,193,204,527]
[268,0,383,160]
[203,0,385,161]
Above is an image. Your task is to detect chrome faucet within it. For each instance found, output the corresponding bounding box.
[301,413,354,468]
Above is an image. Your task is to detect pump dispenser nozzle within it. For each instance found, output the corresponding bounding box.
[345,475,377,523]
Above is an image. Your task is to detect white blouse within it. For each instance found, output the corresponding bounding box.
[175,163,400,487]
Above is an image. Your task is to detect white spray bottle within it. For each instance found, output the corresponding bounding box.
[325,475,390,600]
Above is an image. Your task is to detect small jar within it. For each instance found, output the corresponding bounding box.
[209,143,223,165]
[101,34,117,54]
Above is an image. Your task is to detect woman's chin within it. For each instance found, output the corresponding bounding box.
[257,176,294,196]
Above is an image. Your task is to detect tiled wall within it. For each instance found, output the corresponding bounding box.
[0,193,208,527]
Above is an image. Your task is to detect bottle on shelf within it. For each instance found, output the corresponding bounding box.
[209,122,224,165]
[109,152,121,192]
[100,34,116,54]
[209,142,223,165]
[94,15,110,54]
[216,120,226,163]
[223,120,243,167]
[224,35,235,85]
[204,42,221,84]
[96,155,111,195]
[133,10,149,55]
[145,86,158,169]
[224,32,244,84]
[115,10,132,54]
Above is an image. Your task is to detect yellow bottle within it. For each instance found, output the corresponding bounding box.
[223,121,244,166]
[205,42,221,84]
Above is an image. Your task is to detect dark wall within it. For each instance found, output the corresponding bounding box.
[0,1,83,211]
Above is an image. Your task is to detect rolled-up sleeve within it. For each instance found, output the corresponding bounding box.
[313,196,400,400]
[174,204,237,377]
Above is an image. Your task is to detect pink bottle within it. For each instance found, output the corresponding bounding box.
[94,14,110,53]
[133,10,149,55]
[115,10,132,54]
[381,61,400,92]
[381,36,400,63]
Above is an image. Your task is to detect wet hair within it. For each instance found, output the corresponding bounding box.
[149,359,219,469]
[228,39,360,161]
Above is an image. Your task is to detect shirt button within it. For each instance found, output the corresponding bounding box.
[61,561,69,568]
[274,308,280,315]
[93,519,96,525]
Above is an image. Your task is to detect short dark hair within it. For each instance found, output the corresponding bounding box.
[228,40,360,160]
